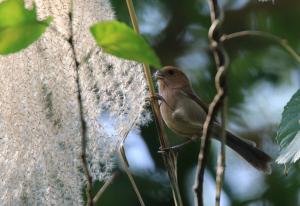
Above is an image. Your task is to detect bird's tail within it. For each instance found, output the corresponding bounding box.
[212,124,272,174]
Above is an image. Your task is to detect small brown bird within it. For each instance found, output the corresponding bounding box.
[155,66,272,173]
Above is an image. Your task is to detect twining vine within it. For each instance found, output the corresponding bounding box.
[193,0,228,206]
[193,1,300,206]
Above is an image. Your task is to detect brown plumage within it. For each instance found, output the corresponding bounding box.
[155,66,272,174]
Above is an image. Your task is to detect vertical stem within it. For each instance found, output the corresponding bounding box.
[125,1,183,205]
[215,96,227,206]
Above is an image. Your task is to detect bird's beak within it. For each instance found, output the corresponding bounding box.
[154,70,165,80]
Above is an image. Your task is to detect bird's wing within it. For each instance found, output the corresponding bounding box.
[181,87,209,113]
[170,91,207,135]
[172,107,202,127]
[171,106,204,136]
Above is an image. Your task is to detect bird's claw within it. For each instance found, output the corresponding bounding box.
[145,94,168,108]
[145,94,164,102]
[158,140,194,153]
[157,147,173,154]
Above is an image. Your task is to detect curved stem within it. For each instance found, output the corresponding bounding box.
[221,30,300,64]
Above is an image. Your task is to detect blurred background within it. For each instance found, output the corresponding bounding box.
[96,0,300,205]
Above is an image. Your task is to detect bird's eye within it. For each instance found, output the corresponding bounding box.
[168,70,175,76]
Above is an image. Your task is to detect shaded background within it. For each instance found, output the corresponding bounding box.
[96,0,300,205]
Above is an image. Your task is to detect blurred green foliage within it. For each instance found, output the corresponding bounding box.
[90,20,161,68]
[97,0,300,205]
[0,0,51,54]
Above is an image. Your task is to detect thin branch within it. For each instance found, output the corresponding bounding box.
[119,149,146,206]
[68,6,94,206]
[118,117,146,206]
[193,0,228,205]
[125,1,183,206]
[221,30,300,64]
[93,172,119,204]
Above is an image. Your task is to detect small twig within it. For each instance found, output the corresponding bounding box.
[125,1,183,206]
[119,148,146,206]
[193,0,228,205]
[118,117,146,206]
[93,172,119,204]
[221,30,300,64]
[68,5,94,206]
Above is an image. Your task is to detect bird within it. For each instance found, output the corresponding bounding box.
[154,66,272,174]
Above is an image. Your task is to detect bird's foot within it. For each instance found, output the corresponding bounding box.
[158,139,194,153]
[145,94,170,107]
[145,94,164,102]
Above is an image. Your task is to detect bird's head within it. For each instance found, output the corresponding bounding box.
[155,66,190,90]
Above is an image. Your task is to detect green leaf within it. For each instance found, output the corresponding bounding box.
[90,20,161,68]
[0,0,52,55]
[276,89,300,164]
